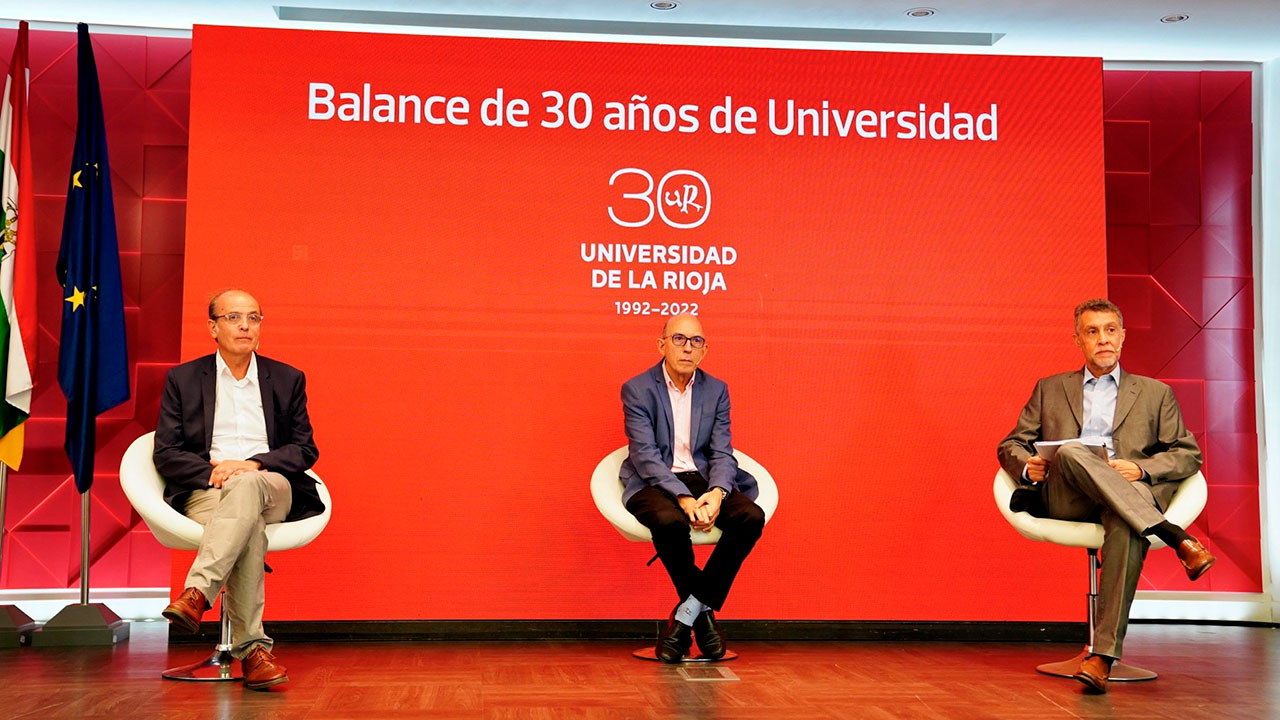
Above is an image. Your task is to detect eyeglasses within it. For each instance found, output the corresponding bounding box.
[664,333,706,349]
[212,312,264,325]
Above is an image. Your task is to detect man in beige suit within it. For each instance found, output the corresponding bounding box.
[998,298,1215,693]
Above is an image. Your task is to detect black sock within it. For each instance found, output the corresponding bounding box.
[1145,521,1192,547]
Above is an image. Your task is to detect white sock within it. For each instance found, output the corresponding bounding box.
[674,595,706,626]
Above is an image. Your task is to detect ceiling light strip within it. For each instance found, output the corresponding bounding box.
[275,7,1003,47]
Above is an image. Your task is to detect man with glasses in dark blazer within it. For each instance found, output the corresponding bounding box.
[620,313,764,663]
[153,288,322,690]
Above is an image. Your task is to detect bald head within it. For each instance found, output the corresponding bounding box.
[208,288,262,321]
[658,313,707,387]
[662,313,703,339]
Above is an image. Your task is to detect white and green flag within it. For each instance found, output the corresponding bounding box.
[0,21,37,470]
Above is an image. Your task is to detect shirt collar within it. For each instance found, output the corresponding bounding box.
[662,363,696,394]
[215,351,258,384]
[1083,364,1120,388]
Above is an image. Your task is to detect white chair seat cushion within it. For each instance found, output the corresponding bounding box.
[120,432,331,552]
[591,445,779,544]
[993,467,1207,550]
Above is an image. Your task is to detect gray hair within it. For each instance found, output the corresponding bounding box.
[1073,298,1123,330]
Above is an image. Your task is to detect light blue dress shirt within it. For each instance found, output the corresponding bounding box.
[1080,365,1121,458]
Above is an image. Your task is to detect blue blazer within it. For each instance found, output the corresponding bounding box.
[619,361,757,504]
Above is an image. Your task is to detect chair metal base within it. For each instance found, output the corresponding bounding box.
[1032,550,1157,683]
[1036,649,1157,682]
[632,646,739,663]
[163,648,243,681]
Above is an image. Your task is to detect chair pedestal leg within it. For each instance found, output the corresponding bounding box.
[1035,549,1157,682]
[163,598,243,682]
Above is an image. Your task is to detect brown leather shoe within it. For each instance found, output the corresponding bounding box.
[161,587,209,633]
[1072,654,1111,693]
[242,646,289,690]
[1176,538,1216,581]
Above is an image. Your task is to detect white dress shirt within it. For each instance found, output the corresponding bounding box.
[209,352,270,463]
[663,364,699,473]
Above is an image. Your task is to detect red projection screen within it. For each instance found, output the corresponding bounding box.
[182,26,1105,621]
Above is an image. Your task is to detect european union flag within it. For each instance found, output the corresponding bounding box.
[56,24,129,494]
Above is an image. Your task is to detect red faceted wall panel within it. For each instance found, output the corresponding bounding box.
[0,29,189,590]
[0,29,1262,600]
[1104,70,1260,592]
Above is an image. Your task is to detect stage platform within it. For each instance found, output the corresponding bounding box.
[0,622,1274,719]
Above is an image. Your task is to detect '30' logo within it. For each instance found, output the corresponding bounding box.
[608,169,711,229]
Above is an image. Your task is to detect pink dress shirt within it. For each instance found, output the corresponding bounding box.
[663,364,699,473]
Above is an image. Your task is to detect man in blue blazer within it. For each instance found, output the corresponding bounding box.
[620,313,764,662]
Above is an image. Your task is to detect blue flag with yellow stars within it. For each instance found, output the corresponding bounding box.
[56,24,130,494]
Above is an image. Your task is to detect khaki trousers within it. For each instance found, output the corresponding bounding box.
[182,471,292,658]
[1044,442,1168,659]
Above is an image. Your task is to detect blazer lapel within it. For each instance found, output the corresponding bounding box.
[200,357,216,452]
[1062,371,1085,430]
[689,371,705,444]
[258,357,276,447]
[647,362,675,447]
[1112,368,1140,431]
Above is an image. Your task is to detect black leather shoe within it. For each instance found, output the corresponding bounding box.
[692,610,726,660]
[656,609,693,663]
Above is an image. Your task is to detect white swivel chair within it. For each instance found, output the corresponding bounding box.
[120,431,332,681]
[591,446,779,661]
[993,468,1208,682]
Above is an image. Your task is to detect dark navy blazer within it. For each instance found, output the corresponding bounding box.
[153,353,323,522]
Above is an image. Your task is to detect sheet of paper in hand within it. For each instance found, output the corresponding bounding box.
[1034,440,1109,463]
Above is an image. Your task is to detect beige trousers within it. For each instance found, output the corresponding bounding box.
[182,471,292,658]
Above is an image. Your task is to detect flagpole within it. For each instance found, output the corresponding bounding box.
[80,491,90,605]
[0,464,39,645]
[30,21,131,649]
[29,465,130,646]
[0,464,7,564]
[31,478,129,646]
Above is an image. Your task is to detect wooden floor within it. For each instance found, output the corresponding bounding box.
[0,622,1275,719]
